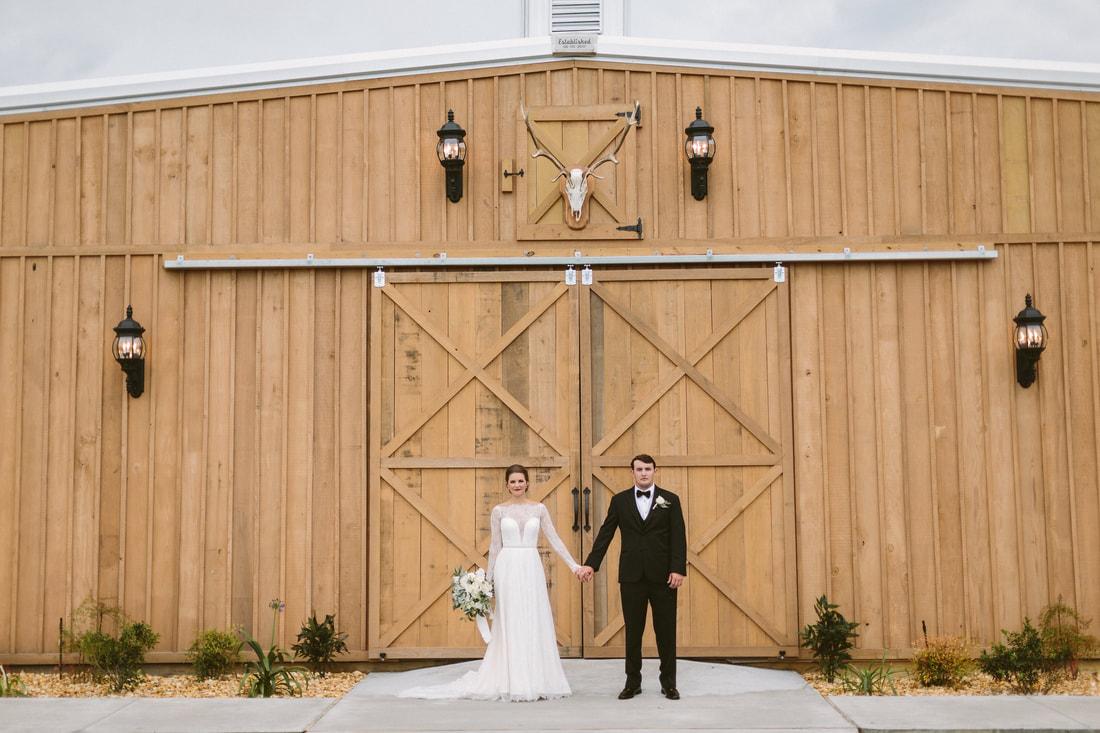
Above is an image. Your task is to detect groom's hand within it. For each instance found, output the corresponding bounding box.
[576,566,594,582]
[668,572,685,589]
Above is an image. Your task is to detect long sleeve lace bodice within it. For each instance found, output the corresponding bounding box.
[487,502,579,579]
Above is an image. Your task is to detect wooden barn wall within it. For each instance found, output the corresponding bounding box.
[1,63,1099,251]
[791,242,1100,654]
[0,256,370,661]
[0,244,1098,660]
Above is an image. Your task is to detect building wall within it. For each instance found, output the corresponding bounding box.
[0,60,1098,661]
[2,61,1098,252]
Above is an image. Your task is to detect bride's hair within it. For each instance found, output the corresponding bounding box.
[504,464,529,484]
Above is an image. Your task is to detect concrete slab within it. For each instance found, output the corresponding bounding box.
[312,660,854,732]
[348,659,808,699]
[827,695,1091,732]
[0,698,133,733]
[1031,697,1100,729]
[83,698,337,733]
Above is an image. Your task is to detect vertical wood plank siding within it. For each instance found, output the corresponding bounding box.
[0,61,1098,660]
[3,64,1099,250]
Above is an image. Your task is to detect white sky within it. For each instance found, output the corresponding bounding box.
[0,0,1097,88]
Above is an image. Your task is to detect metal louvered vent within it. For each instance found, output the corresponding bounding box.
[551,0,601,34]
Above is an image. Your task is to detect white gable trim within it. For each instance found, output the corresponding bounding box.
[3,35,1098,115]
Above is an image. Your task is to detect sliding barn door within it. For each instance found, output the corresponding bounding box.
[369,272,583,659]
[580,268,798,657]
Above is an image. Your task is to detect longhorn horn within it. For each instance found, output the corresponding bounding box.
[521,104,571,180]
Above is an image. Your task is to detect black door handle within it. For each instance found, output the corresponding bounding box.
[583,487,591,532]
[571,487,580,531]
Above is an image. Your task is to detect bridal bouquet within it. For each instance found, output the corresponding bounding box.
[451,567,493,621]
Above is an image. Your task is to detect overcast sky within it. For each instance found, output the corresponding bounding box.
[1,0,1097,89]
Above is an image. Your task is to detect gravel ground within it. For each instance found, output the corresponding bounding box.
[14,670,365,698]
[9,667,1100,698]
[803,669,1100,696]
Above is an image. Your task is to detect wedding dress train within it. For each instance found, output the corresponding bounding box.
[398,502,579,702]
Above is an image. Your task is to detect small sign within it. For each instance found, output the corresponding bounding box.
[552,34,597,55]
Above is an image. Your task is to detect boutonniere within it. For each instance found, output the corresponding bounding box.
[653,495,671,509]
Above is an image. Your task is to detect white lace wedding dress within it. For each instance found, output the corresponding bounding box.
[399,501,579,701]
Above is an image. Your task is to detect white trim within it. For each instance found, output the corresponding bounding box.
[163,247,997,270]
[525,0,551,37]
[2,35,1098,115]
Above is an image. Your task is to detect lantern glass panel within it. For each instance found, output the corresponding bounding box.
[685,135,715,160]
[437,138,466,162]
[113,334,145,360]
[1015,323,1046,349]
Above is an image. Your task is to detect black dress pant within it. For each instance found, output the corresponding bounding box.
[620,579,677,689]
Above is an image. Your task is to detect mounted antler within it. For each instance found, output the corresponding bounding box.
[586,101,640,181]
[521,104,570,182]
[521,101,641,229]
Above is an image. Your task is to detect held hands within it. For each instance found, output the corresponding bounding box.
[573,565,595,582]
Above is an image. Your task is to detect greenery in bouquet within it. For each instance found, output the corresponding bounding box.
[451,567,494,620]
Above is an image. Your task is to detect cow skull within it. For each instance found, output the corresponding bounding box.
[522,102,640,229]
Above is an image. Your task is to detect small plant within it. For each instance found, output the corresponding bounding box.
[979,617,1049,694]
[291,613,348,677]
[1039,597,1096,679]
[800,595,860,682]
[913,624,974,688]
[0,666,28,697]
[63,597,159,692]
[839,653,899,695]
[239,599,308,698]
[187,628,243,680]
[71,623,160,692]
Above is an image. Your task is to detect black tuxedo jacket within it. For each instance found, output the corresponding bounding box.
[584,486,687,583]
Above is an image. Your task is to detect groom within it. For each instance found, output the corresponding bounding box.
[578,454,687,700]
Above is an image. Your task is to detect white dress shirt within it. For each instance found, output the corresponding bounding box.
[634,485,656,521]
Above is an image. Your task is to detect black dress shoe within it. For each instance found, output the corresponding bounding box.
[618,686,641,700]
[661,687,680,700]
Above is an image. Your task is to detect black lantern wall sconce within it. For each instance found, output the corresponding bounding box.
[684,106,716,200]
[1013,294,1048,388]
[112,305,146,398]
[436,109,467,203]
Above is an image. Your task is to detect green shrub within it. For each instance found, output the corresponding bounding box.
[839,653,898,695]
[187,629,243,680]
[800,595,860,682]
[239,599,308,698]
[0,666,28,697]
[291,613,348,676]
[1039,598,1096,679]
[63,597,159,692]
[71,623,160,692]
[913,633,974,688]
[979,618,1048,694]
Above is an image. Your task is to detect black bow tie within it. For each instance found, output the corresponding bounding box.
[636,490,651,499]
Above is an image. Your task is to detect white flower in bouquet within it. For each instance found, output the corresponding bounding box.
[452,567,494,621]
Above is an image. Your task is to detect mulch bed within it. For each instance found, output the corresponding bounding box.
[803,669,1100,696]
[10,667,1100,698]
[14,670,365,698]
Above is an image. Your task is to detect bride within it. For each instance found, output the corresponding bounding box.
[399,464,584,701]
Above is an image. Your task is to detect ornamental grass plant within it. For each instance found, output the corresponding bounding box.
[239,600,308,698]
[913,626,975,688]
[0,666,27,697]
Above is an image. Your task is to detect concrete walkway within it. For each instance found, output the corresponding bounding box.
[1,660,1099,732]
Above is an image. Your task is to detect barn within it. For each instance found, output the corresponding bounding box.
[1,2,1099,666]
